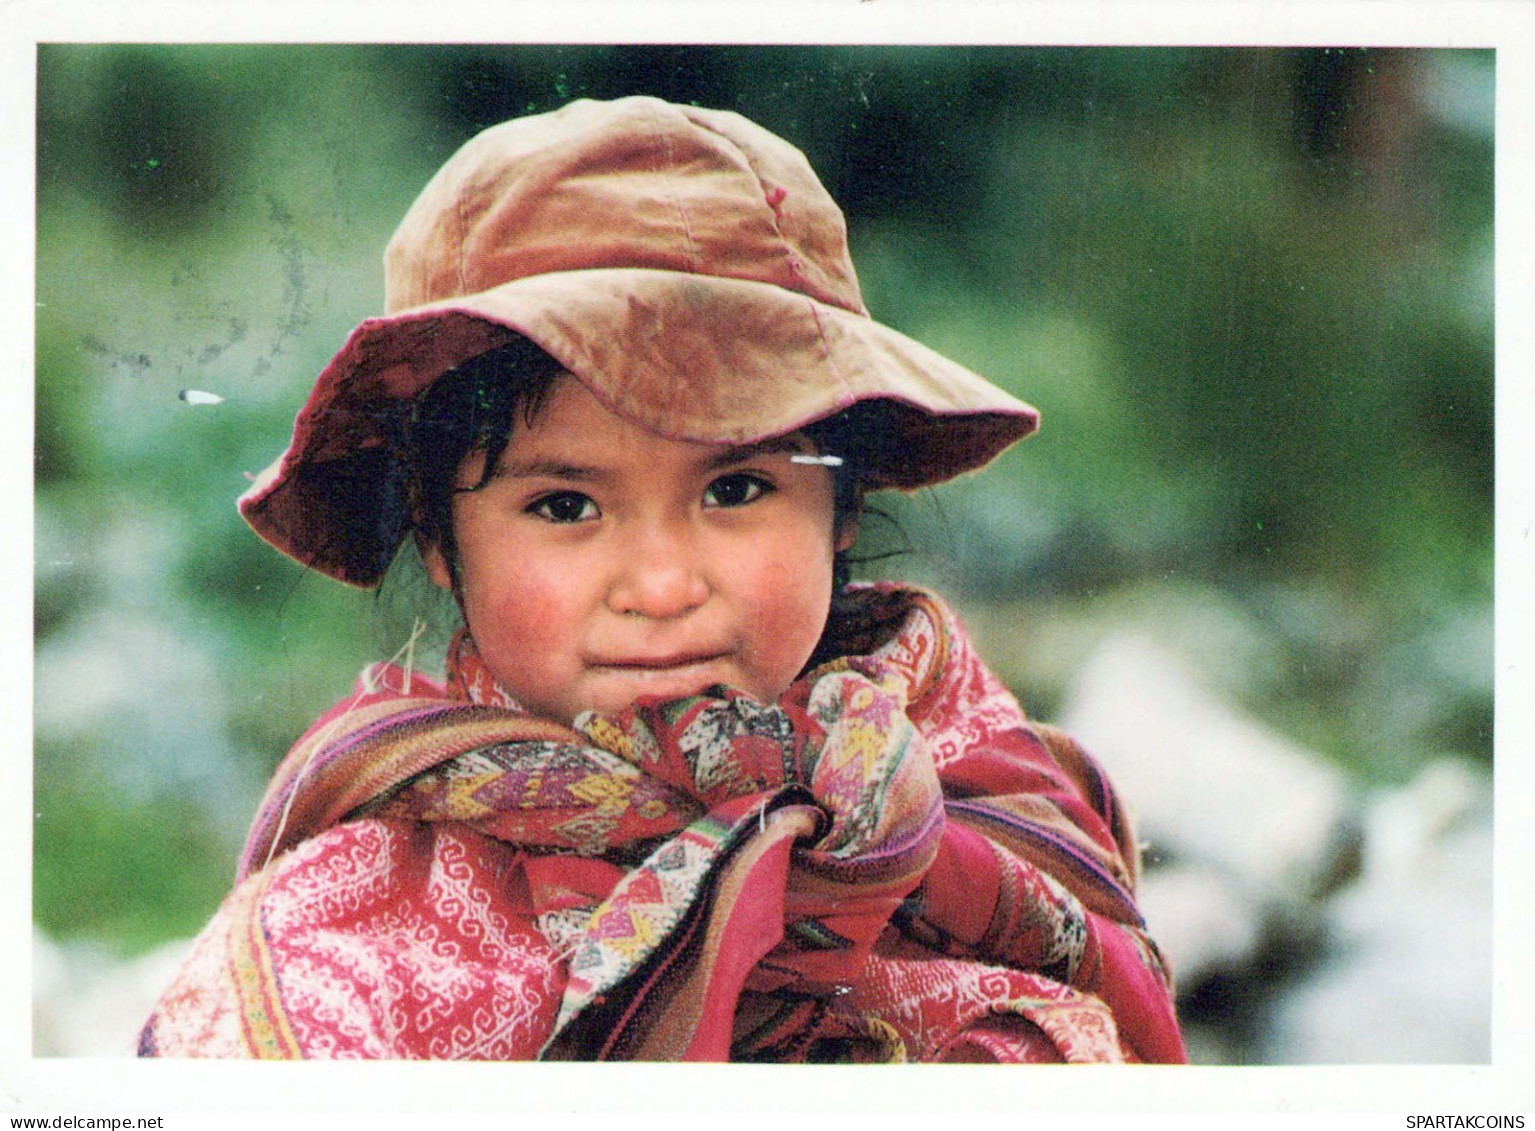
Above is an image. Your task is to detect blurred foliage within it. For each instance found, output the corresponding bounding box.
[34,46,1492,953]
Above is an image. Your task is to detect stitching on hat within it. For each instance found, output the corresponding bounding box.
[649,103,702,273]
[760,181,812,293]
[803,297,852,402]
[685,112,824,304]
[453,164,471,298]
[656,113,852,404]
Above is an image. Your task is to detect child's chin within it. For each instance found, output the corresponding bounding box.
[584,669,751,717]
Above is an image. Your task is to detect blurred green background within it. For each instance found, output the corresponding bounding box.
[34,46,1492,960]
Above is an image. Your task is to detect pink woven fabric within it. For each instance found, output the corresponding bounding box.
[140,585,1185,1062]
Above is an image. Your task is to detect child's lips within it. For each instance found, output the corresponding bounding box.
[587,652,735,697]
[592,651,729,674]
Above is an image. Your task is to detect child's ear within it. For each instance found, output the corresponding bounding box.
[834,515,860,553]
[416,531,454,591]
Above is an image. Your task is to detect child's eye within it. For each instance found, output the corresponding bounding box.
[528,491,599,524]
[703,473,771,509]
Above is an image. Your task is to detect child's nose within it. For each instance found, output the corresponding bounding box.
[606,523,710,620]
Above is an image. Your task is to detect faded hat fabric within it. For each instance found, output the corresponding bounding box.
[238,96,1040,587]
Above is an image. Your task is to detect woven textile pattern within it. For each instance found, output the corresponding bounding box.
[139,584,1185,1062]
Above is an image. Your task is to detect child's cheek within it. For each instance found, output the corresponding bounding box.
[464,550,581,658]
[743,524,836,671]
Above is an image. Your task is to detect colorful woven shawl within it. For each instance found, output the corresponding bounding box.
[139,584,1185,1062]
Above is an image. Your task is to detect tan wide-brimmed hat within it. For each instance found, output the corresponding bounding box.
[239,96,1040,587]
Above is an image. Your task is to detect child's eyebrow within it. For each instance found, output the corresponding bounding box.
[488,436,813,482]
[487,457,605,483]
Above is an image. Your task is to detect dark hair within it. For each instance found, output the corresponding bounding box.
[404,338,567,593]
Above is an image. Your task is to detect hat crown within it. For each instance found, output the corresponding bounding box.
[241,97,1038,588]
[384,96,867,317]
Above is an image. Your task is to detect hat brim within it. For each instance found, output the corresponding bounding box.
[239,268,1040,587]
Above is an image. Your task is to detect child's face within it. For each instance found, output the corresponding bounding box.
[424,375,854,726]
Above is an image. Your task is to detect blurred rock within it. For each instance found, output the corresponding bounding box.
[1256,761,1492,1064]
[1135,864,1263,990]
[33,929,190,1057]
[30,927,71,1056]
[35,607,252,812]
[1057,632,1491,1064]
[1060,633,1358,904]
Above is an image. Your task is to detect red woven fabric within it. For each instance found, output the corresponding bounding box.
[139,585,1184,1062]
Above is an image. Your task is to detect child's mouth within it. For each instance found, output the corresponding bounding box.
[593,652,728,676]
[588,652,736,699]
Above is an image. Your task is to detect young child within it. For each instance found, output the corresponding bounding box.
[140,96,1186,1063]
